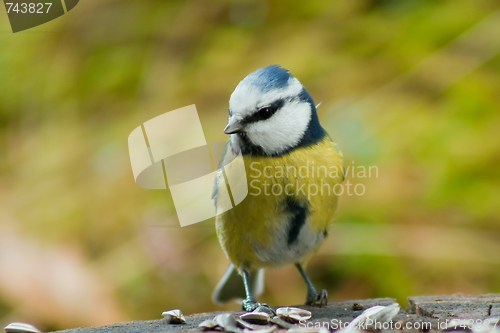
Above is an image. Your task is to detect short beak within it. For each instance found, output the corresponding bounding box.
[224,118,243,134]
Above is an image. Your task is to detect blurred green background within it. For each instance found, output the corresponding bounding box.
[1,0,500,331]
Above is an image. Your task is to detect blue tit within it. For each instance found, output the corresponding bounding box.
[211,65,344,312]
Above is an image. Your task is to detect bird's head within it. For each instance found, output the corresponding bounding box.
[225,65,323,156]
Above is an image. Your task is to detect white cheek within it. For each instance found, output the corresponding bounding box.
[246,100,311,155]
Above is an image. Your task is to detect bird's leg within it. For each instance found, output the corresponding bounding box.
[241,270,259,311]
[295,263,328,307]
[241,270,275,315]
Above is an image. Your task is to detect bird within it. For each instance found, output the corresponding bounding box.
[211,65,344,313]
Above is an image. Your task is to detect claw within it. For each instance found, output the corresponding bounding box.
[242,299,276,316]
[317,289,328,307]
[305,289,328,307]
[242,298,259,312]
[255,303,276,316]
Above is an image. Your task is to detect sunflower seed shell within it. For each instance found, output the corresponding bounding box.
[276,307,312,323]
[240,311,271,325]
[199,319,218,330]
[162,309,186,324]
[5,323,40,333]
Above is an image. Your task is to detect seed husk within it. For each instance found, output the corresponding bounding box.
[276,307,312,323]
[215,313,243,333]
[269,317,294,329]
[240,311,271,325]
[236,318,262,330]
[199,319,217,330]
[244,325,277,333]
[162,309,186,324]
[5,323,40,333]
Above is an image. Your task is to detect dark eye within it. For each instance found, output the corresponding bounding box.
[258,106,274,120]
[244,99,284,124]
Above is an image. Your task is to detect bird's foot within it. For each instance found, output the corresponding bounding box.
[242,299,276,316]
[242,298,259,312]
[305,289,328,307]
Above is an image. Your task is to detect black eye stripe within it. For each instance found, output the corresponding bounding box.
[243,99,285,124]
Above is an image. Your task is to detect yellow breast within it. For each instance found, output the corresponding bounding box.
[215,136,343,272]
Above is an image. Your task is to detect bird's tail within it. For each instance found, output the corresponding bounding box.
[212,263,264,304]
